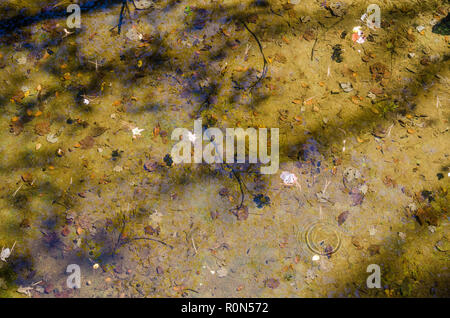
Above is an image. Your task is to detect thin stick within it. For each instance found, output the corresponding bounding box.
[123,237,174,249]
[12,183,23,197]
[191,237,198,254]
[241,20,268,90]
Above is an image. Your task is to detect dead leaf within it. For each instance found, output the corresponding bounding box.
[10,121,24,135]
[61,226,70,237]
[337,211,350,226]
[35,121,51,136]
[273,53,287,64]
[368,244,380,256]
[79,136,95,149]
[22,172,33,183]
[303,29,316,41]
[144,225,160,236]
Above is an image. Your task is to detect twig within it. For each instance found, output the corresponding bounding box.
[241,20,268,90]
[191,237,198,254]
[123,237,174,249]
[12,183,23,197]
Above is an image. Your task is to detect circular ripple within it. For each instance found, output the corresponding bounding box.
[304,221,341,255]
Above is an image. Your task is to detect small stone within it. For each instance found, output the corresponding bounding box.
[217,267,228,278]
[312,254,320,261]
[339,82,353,92]
[126,28,143,41]
[46,133,58,143]
[367,92,376,99]
[416,25,425,33]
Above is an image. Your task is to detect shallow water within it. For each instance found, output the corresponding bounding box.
[0,0,449,297]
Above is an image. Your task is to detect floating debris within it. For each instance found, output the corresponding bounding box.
[280,171,298,186]
[46,133,58,143]
[352,26,365,43]
[132,127,144,138]
[0,241,16,262]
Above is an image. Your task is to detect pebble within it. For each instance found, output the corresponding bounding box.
[134,0,153,9]
[46,133,58,143]
[126,28,143,41]
[217,267,228,278]
[113,165,123,172]
[340,82,353,93]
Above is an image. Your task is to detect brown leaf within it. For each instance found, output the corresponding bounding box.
[20,218,31,228]
[153,123,160,137]
[61,226,70,237]
[351,236,363,249]
[22,172,33,183]
[370,62,391,81]
[91,126,107,137]
[337,211,350,226]
[144,225,160,236]
[35,121,51,136]
[273,53,287,64]
[383,176,397,188]
[303,29,316,41]
[79,136,95,149]
[10,120,24,135]
[368,244,380,256]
